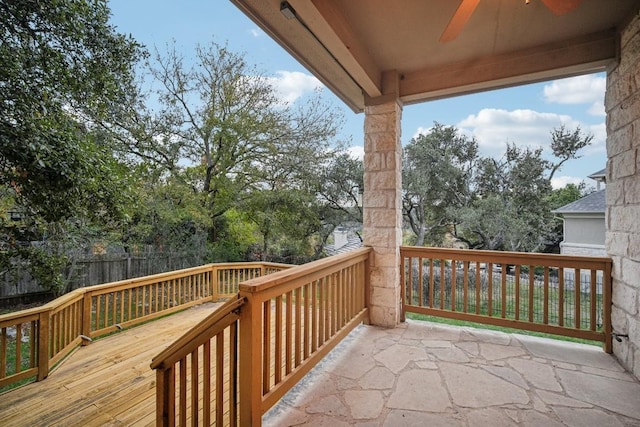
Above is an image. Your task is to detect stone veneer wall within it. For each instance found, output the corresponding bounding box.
[363,100,403,328]
[606,11,640,379]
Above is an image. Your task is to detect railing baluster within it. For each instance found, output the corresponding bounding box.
[407,256,413,306]
[501,267,507,318]
[263,299,271,394]
[304,283,310,360]
[295,287,302,368]
[429,259,435,309]
[558,267,565,326]
[475,261,480,315]
[179,356,187,426]
[462,261,468,313]
[285,291,292,375]
[190,348,199,426]
[515,265,521,320]
[590,269,597,331]
[229,321,238,426]
[419,257,424,307]
[275,295,282,385]
[203,340,211,426]
[528,265,534,323]
[575,268,581,329]
[15,325,22,376]
[440,260,445,310]
[543,267,550,324]
[488,263,493,316]
[216,332,224,426]
[311,280,318,353]
[451,260,457,312]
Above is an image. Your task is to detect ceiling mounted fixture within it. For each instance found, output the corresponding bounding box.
[439,0,584,43]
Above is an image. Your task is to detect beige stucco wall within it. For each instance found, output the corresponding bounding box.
[605,11,640,379]
[563,215,606,245]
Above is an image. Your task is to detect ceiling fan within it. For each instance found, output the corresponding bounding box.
[439,0,583,43]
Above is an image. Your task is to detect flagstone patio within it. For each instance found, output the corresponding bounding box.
[264,320,640,426]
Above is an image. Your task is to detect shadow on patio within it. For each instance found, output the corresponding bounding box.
[265,320,640,426]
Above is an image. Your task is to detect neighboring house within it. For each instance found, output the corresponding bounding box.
[553,170,606,257]
[324,227,362,256]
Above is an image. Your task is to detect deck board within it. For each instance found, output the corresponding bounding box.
[0,303,221,427]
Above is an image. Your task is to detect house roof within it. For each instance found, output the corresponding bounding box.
[324,235,363,256]
[230,1,640,112]
[588,168,606,182]
[552,188,606,214]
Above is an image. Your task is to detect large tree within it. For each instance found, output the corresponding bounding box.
[121,41,343,247]
[0,0,144,221]
[0,0,144,295]
[401,123,593,252]
[313,151,364,251]
[402,123,477,246]
[452,126,593,252]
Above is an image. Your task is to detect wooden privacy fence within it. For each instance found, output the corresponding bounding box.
[0,262,290,390]
[400,246,612,352]
[151,248,372,426]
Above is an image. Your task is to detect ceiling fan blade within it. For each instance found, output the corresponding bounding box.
[439,0,481,43]
[540,0,583,15]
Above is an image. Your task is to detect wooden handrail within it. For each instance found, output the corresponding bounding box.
[150,296,245,370]
[239,248,372,294]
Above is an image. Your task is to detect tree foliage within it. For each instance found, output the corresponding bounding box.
[402,123,477,246]
[116,40,345,261]
[0,0,146,295]
[0,0,144,221]
[402,123,593,252]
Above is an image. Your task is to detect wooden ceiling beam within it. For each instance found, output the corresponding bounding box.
[399,29,617,104]
[289,0,382,98]
[229,0,366,112]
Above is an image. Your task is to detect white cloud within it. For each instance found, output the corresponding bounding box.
[346,145,364,161]
[550,176,584,190]
[543,75,605,116]
[584,122,606,155]
[412,126,431,140]
[249,28,263,38]
[587,101,606,117]
[457,108,581,156]
[268,71,324,104]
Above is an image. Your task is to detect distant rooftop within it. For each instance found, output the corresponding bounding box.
[553,189,606,214]
[588,168,606,182]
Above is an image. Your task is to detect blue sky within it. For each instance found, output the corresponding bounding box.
[108,0,607,189]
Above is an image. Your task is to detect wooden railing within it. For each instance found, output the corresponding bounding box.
[0,262,289,390]
[401,246,613,352]
[151,295,244,426]
[151,248,372,426]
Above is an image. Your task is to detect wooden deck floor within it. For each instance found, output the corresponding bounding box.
[0,303,221,427]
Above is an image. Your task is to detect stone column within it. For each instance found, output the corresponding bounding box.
[363,71,403,328]
[605,11,640,379]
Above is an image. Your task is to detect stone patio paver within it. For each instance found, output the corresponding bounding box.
[263,320,640,426]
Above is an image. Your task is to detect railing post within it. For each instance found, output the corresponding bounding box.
[82,291,92,345]
[603,260,613,354]
[37,310,50,381]
[156,367,174,426]
[364,251,371,325]
[238,288,263,426]
[211,265,219,302]
[399,255,406,323]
